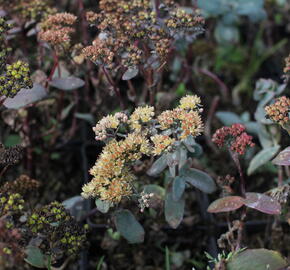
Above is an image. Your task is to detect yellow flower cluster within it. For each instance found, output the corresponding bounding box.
[129,105,155,131]
[158,95,203,139]
[82,133,150,202]
[93,112,128,141]
[151,134,175,156]
[82,95,204,204]
[179,95,201,110]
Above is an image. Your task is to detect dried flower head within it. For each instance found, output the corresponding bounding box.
[0,175,40,197]
[83,0,204,69]
[265,96,290,126]
[269,185,290,204]
[38,12,77,46]
[0,18,12,70]
[212,123,254,155]
[0,144,23,166]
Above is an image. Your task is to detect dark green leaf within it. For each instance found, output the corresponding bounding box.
[96,199,111,214]
[114,210,145,243]
[147,153,168,177]
[180,167,216,194]
[172,176,186,201]
[165,191,185,229]
[247,145,280,175]
[227,249,288,270]
[24,246,47,268]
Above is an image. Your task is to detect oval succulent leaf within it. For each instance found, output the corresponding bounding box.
[49,76,85,91]
[114,209,145,244]
[272,147,290,166]
[24,246,49,268]
[172,176,186,201]
[122,66,139,80]
[4,83,47,109]
[215,111,242,126]
[244,192,281,215]
[95,199,111,214]
[207,196,245,213]
[227,249,288,270]
[180,167,216,194]
[247,145,280,175]
[147,153,168,177]
[165,191,185,229]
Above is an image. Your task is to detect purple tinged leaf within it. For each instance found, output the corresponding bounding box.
[207,196,245,213]
[4,83,47,109]
[244,192,281,215]
[49,76,85,91]
[272,147,290,166]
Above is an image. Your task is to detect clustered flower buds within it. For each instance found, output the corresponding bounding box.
[28,202,87,259]
[265,96,290,126]
[83,94,204,204]
[0,0,54,22]
[83,0,204,69]
[0,61,33,98]
[138,191,154,212]
[212,123,254,155]
[38,12,77,47]
[0,193,24,216]
[0,143,23,166]
[0,18,33,98]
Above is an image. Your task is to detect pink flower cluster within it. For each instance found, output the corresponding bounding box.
[212,124,254,155]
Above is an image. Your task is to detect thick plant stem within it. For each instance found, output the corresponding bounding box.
[229,150,247,251]
[230,151,246,197]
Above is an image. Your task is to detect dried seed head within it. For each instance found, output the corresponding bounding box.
[0,144,23,166]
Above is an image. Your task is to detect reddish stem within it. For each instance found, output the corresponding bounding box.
[101,66,125,109]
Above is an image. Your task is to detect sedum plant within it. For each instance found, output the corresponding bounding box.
[82,94,216,242]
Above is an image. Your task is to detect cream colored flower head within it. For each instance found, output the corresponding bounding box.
[129,105,155,131]
[93,112,128,141]
[179,95,201,110]
[151,134,175,155]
